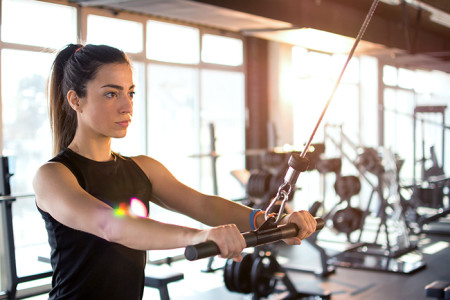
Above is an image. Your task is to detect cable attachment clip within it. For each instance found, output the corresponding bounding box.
[264,152,310,224]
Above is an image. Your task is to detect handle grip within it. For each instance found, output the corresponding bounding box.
[185,217,324,261]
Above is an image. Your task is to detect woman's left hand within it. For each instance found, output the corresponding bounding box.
[279,210,317,245]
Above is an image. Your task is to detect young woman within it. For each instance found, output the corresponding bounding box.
[33,43,317,299]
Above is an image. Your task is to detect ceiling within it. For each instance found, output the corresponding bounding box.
[71,0,450,73]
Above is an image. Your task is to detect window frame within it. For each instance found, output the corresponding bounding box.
[0,1,247,289]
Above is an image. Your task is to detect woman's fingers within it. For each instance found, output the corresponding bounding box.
[206,224,245,262]
[201,210,317,259]
[282,210,317,244]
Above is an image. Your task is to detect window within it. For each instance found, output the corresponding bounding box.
[383,65,397,86]
[147,20,200,64]
[147,63,199,186]
[0,1,246,291]
[382,66,450,181]
[383,88,415,179]
[1,0,76,49]
[291,47,360,146]
[1,49,54,292]
[1,1,76,293]
[87,15,144,54]
[397,68,415,89]
[201,34,243,66]
[1,49,54,193]
[200,69,245,199]
[291,46,362,211]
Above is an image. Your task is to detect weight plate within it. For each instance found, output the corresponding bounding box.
[223,258,237,292]
[332,206,363,234]
[250,255,278,298]
[233,253,253,294]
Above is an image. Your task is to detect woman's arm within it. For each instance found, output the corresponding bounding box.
[33,162,246,259]
[131,155,317,243]
[132,155,255,231]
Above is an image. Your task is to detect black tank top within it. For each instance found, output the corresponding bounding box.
[37,148,152,299]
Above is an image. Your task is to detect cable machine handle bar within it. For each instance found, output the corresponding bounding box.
[184,217,324,261]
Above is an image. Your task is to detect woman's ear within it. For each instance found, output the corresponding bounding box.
[67,90,82,112]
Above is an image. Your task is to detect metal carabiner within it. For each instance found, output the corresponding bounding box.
[265,182,292,224]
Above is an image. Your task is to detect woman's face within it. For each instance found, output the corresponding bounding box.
[77,63,135,139]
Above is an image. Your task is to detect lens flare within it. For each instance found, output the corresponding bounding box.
[129,197,148,218]
[114,202,129,218]
[114,198,148,218]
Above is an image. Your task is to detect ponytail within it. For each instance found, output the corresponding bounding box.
[48,44,130,155]
[49,44,80,156]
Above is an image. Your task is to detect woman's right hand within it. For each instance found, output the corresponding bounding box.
[195,224,246,262]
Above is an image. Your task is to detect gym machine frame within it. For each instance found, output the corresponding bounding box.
[410,105,450,234]
[0,157,52,300]
[0,195,53,300]
[322,125,426,274]
[413,105,447,185]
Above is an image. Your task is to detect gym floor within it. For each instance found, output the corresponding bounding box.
[24,218,450,300]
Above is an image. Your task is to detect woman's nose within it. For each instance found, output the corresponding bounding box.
[120,95,133,115]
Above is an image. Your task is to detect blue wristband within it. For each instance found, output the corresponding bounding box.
[249,209,262,231]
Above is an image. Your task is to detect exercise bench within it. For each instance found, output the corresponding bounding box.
[144,265,184,300]
[425,280,450,299]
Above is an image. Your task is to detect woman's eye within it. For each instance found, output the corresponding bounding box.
[129,91,135,98]
[106,92,117,98]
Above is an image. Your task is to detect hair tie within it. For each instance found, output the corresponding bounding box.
[75,47,82,53]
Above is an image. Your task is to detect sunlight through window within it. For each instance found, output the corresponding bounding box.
[1,0,76,49]
[147,20,199,64]
[202,34,243,66]
[87,15,143,53]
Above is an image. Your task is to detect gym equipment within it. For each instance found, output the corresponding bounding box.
[356,147,385,176]
[0,156,53,299]
[1,194,52,300]
[0,156,12,195]
[326,175,364,237]
[186,0,381,296]
[322,125,426,274]
[425,280,450,300]
[187,216,328,299]
[334,175,361,201]
[332,206,364,235]
[316,158,342,174]
[144,266,184,300]
[413,105,447,184]
[247,169,272,199]
[304,143,326,171]
[423,146,445,179]
[185,216,325,261]
[224,250,331,300]
[243,152,335,278]
[401,105,450,234]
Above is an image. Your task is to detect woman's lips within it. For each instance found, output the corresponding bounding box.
[116,120,131,127]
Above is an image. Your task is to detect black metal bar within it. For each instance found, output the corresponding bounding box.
[1,195,53,299]
[17,272,53,284]
[184,217,324,261]
[1,198,18,299]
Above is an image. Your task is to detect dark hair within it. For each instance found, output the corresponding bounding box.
[48,44,130,155]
